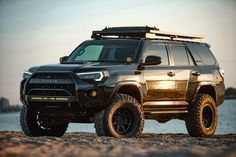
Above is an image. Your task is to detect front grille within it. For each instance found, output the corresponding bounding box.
[32,73,71,79]
[29,89,71,96]
[26,73,75,96]
[26,84,75,95]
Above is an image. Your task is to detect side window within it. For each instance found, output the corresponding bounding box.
[192,43,216,65]
[143,42,169,65]
[186,50,195,66]
[170,45,189,66]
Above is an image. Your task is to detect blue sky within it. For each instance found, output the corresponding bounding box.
[0,0,235,104]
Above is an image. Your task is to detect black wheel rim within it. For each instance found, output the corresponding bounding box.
[202,105,213,128]
[36,112,51,130]
[112,108,134,135]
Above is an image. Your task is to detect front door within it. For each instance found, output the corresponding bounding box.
[143,41,175,101]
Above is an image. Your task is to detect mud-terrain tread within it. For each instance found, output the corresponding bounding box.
[20,107,35,136]
[94,94,144,138]
[94,110,106,136]
[185,94,217,137]
[20,107,68,137]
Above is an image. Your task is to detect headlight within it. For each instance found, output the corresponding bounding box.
[23,70,32,79]
[76,71,109,81]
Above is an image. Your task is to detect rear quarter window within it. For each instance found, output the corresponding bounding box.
[191,43,217,65]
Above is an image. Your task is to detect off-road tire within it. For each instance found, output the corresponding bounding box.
[185,94,218,137]
[94,94,144,138]
[20,107,68,137]
[94,110,106,136]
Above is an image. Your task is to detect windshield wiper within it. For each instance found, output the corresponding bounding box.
[88,60,125,63]
[63,61,86,64]
[64,60,125,64]
[87,60,106,62]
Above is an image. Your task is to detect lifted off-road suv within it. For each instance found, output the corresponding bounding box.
[20,26,225,138]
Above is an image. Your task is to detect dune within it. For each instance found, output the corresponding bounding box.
[0,131,235,157]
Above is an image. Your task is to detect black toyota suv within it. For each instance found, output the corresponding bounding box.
[20,26,225,138]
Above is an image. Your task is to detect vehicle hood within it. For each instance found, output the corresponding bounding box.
[30,62,138,73]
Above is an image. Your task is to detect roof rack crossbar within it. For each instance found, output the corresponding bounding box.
[149,30,203,40]
[91,26,204,41]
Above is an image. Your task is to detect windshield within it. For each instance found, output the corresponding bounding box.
[67,39,140,63]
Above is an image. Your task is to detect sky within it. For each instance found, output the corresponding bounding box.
[0,0,235,104]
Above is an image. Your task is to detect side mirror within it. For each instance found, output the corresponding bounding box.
[145,55,162,65]
[60,56,68,64]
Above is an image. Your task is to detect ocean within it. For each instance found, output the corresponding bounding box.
[0,99,235,134]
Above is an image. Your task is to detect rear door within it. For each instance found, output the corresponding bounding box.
[143,41,175,101]
[168,43,200,101]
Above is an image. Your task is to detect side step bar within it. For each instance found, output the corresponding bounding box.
[143,101,189,117]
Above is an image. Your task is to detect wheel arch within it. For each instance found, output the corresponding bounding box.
[195,83,217,104]
[108,81,143,105]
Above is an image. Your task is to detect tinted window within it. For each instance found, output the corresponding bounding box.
[187,51,195,66]
[170,45,189,66]
[74,45,103,61]
[143,42,169,65]
[68,39,139,62]
[192,43,216,65]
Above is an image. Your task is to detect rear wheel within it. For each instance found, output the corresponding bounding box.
[94,94,144,138]
[20,107,68,137]
[185,94,218,137]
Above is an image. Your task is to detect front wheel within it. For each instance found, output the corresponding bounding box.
[94,94,144,138]
[185,94,218,137]
[20,107,68,137]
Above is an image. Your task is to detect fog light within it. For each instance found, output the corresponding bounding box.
[90,90,97,97]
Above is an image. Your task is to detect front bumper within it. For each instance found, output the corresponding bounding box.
[20,72,112,113]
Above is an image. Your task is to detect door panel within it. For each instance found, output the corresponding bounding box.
[142,41,175,101]
[144,66,175,101]
[175,69,190,100]
[168,43,200,101]
[186,66,201,100]
[174,66,200,100]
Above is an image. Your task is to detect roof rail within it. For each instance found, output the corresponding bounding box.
[91,26,204,41]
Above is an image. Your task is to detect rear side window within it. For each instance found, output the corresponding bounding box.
[143,42,169,65]
[169,45,189,66]
[192,43,216,65]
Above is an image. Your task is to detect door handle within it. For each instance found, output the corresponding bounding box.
[192,71,201,76]
[167,71,175,77]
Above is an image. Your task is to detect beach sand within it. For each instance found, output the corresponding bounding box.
[0,131,235,157]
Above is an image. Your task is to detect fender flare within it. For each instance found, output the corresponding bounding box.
[107,81,144,105]
[194,82,217,103]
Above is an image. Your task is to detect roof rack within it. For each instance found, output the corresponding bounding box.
[91,26,204,41]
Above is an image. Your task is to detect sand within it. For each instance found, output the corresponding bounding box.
[0,131,235,157]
